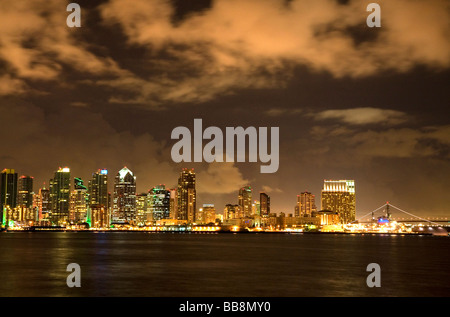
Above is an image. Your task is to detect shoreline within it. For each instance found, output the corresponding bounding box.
[0,229,443,236]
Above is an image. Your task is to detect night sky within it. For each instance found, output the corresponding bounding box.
[1,0,449,217]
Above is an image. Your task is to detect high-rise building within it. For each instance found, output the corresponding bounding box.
[88,169,109,226]
[224,204,241,220]
[252,200,260,216]
[69,177,88,224]
[297,192,317,217]
[112,167,136,224]
[135,193,148,225]
[177,168,196,223]
[17,175,33,209]
[148,185,171,222]
[1,168,18,225]
[169,188,178,220]
[88,169,109,208]
[49,167,71,225]
[238,186,252,217]
[90,204,109,228]
[260,192,270,216]
[321,180,355,224]
[198,204,216,224]
[37,186,50,221]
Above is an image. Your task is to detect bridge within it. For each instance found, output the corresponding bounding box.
[355,202,449,227]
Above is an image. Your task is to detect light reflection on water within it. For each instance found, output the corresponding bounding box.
[0,232,449,297]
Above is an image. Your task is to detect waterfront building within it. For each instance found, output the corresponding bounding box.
[69,177,88,224]
[17,175,33,209]
[135,193,148,225]
[49,167,71,225]
[89,169,109,208]
[238,186,252,217]
[148,185,171,222]
[224,204,241,220]
[1,169,18,225]
[112,167,136,224]
[317,210,340,225]
[177,168,196,223]
[297,192,317,217]
[91,204,109,228]
[260,192,270,216]
[252,200,260,216]
[37,186,50,221]
[321,180,356,224]
[169,188,178,220]
[197,204,216,224]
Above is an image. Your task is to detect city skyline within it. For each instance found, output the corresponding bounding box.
[2,165,361,224]
[0,0,449,218]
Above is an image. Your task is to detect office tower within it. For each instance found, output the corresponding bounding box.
[69,177,88,224]
[199,204,216,224]
[37,186,50,221]
[90,204,109,228]
[297,192,317,217]
[177,168,196,223]
[112,167,136,224]
[1,169,18,225]
[238,186,252,217]
[260,192,270,216]
[224,204,241,220]
[321,180,356,224]
[169,188,178,220]
[252,200,260,216]
[88,169,109,225]
[136,193,148,225]
[17,175,33,209]
[88,169,109,207]
[149,185,171,221]
[49,167,71,225]
[294,205,300,217]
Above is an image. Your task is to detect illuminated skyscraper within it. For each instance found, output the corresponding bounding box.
[224,204,241,220]
[238,186,252,217]
[136,193,148,225]
[297,192,317,217]
[17,175,33,209]
[49,167,71,225]
[112,167,136,224]
[177,168,196,223]
[149,185,171,221]
[198,204,216,224]
[260,192,270,216]
[1,169,18,225]
[321,180,355,224]
[91,204,109,228]
[88,169,109,208]
[69,177,88,224]
[169,188,178,220]
[252,200,260,216]
[37,186,50,221]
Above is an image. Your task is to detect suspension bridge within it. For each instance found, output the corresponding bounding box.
[354,202,449,227]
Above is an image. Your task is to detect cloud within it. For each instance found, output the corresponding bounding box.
[197,162,249,194]
[261,185,283,193]
[314,107,409,125]
[1,0,448,105]
[265,108,302,117]
[0,1,125,95]
[0,75,27,95]
[97,0,450,104]
[308,124,450,160]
